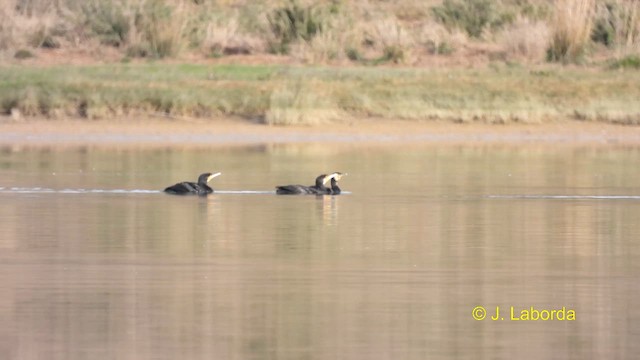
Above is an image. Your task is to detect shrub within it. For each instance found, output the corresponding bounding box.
[499,17,550,62]
[431,0,512,38]
[290,30,343,63]
[266,0,326,54]
[342,16,416,65]
[138,1,186,58]
[592,2,617,47]
[14,49,34,59]
[345,47,362,61]
[79,0,186,58]
[29,26,60,48]
[547,0,595,63]
[80,0,131,47]
[0,2,62,51]
[419,22,464,56]
[592,0,640,49]
[373,18,414,64]
[198,13,263,57]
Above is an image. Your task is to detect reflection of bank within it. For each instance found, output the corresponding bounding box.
[318,195,339,226]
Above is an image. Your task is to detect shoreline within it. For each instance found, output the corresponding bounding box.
[2,118,640,147]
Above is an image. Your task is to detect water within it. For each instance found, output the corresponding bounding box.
[0,144,639,360]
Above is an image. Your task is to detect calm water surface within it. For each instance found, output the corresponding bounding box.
[0,144,639,360]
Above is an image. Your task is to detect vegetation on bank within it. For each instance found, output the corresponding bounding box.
[1,64,639,125]
[0,0,639,66]
[2,1,639,125]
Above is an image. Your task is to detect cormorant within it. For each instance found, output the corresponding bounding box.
[164,172,221,195]
[327,172,346,195]
[276,174,331,195]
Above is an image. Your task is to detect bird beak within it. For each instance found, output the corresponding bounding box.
[332,172,346,181]
[207,172,222,182]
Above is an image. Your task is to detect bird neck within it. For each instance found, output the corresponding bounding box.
[331,179,341,194]
[315,177,326,188]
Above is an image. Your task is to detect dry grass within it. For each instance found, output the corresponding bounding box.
[417,22,467,56]
[499,17,550,62]
[287,3,420,65]
[290,31,344,63]
[203,19,235,56]
[593,0,640,56]
[548,0,596,62]
[265,77,341,126]
[123,0,189,58]
[0,0,61,54]
[0,0,639,65]
[370,18,416,64]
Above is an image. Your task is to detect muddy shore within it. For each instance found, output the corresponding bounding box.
[1,117,640,147]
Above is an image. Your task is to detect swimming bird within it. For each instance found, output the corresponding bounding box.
[327,172,346,195]
[164,172,221,195]
[276,174,331,195]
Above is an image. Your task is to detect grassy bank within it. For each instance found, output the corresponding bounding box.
[1,63,640,125]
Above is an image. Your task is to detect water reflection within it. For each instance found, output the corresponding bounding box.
[319,196,339,226]
[0,144,639,359]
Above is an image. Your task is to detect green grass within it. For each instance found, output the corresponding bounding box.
[1,63,639,125]
[609,55,640,70]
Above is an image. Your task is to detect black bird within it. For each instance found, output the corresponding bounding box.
[164,172,221,195]
[327,172,346,195]
[276,174,331,195]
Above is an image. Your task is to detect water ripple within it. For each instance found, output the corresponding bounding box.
[0,188,349,195]
[487,194,640,200]
[0,187,161,194]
